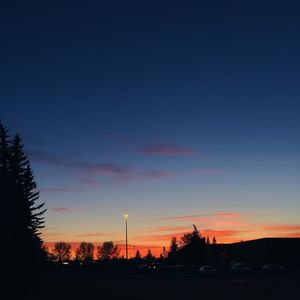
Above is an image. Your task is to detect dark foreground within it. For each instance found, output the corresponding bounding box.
[9,266,300,300]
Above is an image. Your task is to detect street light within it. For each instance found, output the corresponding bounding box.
[123,214,128,259]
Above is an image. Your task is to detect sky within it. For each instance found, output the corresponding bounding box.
[1,0,300,257]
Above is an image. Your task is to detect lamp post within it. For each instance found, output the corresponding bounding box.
[124,214,128,259]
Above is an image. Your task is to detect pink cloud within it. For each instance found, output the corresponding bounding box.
[143,224,245,244]
[75,162,133,177]
[139,143,192,156]
[133,233,180,244]
[263,225,300,232]
[49,207,69,212]
[144,170,175,179]
[214,212,241,217]
[131,228,246,245]
[201,229,245,238]
[284,232,300,237]
[73,174,98,186]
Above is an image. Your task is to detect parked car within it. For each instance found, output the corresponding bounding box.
[139,264,150,273]
[263,263,286,274]
[199,265,217,276]
[230,262,252,275]
[139,263,160,274]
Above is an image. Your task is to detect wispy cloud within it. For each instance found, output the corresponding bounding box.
[214,212,240,217]
[154,212,241,221]
[144,224,245,242]
[65,161,131,176]
[75,232,118,237]
[27,149,135,181]
[144,170,175,179]
[145,212,300,244]
[139,143,193,156]
[134,229,245,244]
[73,175,97,186]
[284,232,300,237]
[263,225,300,232]
[27,149,68,165]
[49,207,69,212]
[190,169,227,175]
[40,187,80,193]
[201,229,246,239]
[48,206,85,213]
[154,214,205,221]
[28,149,226,186]
[148,226,191,233]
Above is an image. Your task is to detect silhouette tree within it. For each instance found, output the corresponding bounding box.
[133,249,142,264]
[160,246,167,260]
[98,241,120,260]
[135,250,142,259]
[53,242,72,262]
[0,122,12,236]
[180,224,201,247]
[167,236,179,264]
[206,237,210,245]
[0,121,46,275]
[169,236,178,253]
[11,135,45,232]
[177,225,206,264]
[144,249,155,263]
[212,236,217,244]
[42,245,56,262]
[75,241,94,263]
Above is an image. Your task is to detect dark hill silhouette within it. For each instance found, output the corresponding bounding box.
[209,237,300,267]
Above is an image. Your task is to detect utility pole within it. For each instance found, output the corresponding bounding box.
[124,214,128,259]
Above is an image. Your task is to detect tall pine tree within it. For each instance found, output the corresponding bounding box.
[0,121,46,275]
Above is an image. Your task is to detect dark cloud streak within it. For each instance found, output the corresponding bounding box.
[139,143,193,156]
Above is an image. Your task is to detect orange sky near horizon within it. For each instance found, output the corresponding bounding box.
[43,210,300,258]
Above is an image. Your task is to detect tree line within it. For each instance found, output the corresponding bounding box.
[47,241,120,263]
[46,225,218,265]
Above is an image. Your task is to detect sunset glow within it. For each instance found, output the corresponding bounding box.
[2,0,299,262]
[42,209,300,257]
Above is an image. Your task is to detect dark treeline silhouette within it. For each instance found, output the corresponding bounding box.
[46,225,218,267]
[0,121,46,281]
[166,224,211,265]
[48,236,300,270]
[76,241,94,262]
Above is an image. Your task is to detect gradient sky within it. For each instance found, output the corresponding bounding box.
[1,0,300,256]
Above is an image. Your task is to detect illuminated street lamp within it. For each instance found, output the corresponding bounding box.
[123,214,128,259]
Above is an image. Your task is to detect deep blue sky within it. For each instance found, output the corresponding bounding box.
[1,1,300,249]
